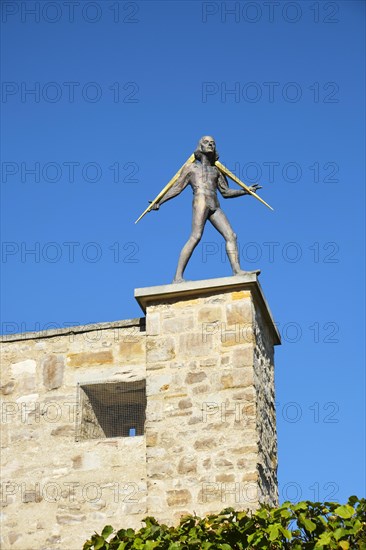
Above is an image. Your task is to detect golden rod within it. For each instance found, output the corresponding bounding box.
[135,154,195,224]
[215,160,274,211]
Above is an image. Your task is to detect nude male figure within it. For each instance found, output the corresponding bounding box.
[152,136,261,283]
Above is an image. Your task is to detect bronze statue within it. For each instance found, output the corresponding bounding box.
[136,136,272,283]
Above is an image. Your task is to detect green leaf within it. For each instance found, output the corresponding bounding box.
[298,514,316,533]
[102,526,114,539]
[247,531,264,545]
[333,527,347,540]
[256,509,269,520]
[348,518,362,534]
[293,502,308,511]
[315,532,332,546]
[93,535,107,550]
[143,517,160,528]
[304,518,317,532]
[279,526,292,539]
[267,524,279,541]
[318,516,327,526]
[334,505,355,519]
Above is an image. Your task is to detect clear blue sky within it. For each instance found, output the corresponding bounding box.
[1,0,365,505]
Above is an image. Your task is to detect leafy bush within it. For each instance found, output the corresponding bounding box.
[83,496,366,549]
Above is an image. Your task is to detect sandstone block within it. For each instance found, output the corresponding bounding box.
[10,359,36,376]
[15,392,39,403]
[56,514,86,524]
[215,457,233,468]
[200,358,218,368]
[119,340,145,362]
[230,346,253,368]
[67,351,113,367]
[230,444,258,455]
[178,456,197,475]
[162,316,194,333]
[172,298,199,309]
[72,455,82,469]
[178,398,192,410]
[231,290,251,301]
[148,462,174,479]
[146,374,172,396]
[8,532,22,545]
[51,425,75,437]
[146,337,175,363]
[198,306,222,323]
[220,368,253,390]
[216,473,235,482]
[146,431,158,447]
[194,437,217,451]
[185,371,207,384]
[197,486,222,505]
[192,384,210,395]
[226,301,252,325]
[178,333,213,357]
[237,457,257,470]
[188,416,202,425]
[242,472,258,482]
[146,312,160,335]
[23,490,42,503]
[220,325,254,347]
[0,381,15,395]
[42,355,64,390]
[166,489,191,507]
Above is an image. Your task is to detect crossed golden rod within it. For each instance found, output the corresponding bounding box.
[135,154,273,224]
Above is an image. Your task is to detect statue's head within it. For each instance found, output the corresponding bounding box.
[194,136,219,163]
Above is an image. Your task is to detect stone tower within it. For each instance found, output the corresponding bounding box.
[135,273,280,524]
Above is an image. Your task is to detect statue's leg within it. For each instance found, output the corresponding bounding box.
[209,209,246,275]
[173,197,208,283]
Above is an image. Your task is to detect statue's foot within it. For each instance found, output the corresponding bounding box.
[172,276,185,284]
[233,269,261,276]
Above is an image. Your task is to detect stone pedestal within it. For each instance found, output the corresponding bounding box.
[135,274,280,523]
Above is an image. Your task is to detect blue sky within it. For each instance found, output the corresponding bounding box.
[1,0,365,505]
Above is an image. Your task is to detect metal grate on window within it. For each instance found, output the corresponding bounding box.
[75,380,146,441]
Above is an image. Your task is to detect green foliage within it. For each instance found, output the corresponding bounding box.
[83,497,366,550]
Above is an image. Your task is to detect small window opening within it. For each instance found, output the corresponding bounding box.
[76,380,146,441]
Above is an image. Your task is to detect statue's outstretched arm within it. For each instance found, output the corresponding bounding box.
[158,165,191,206]
[218,170,247,198]
[218,170,262,199]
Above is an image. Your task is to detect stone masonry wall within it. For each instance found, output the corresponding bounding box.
[1,320,147,550]
[1,279,279,548]
[144,287,278,525]
[253,300,278,505]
